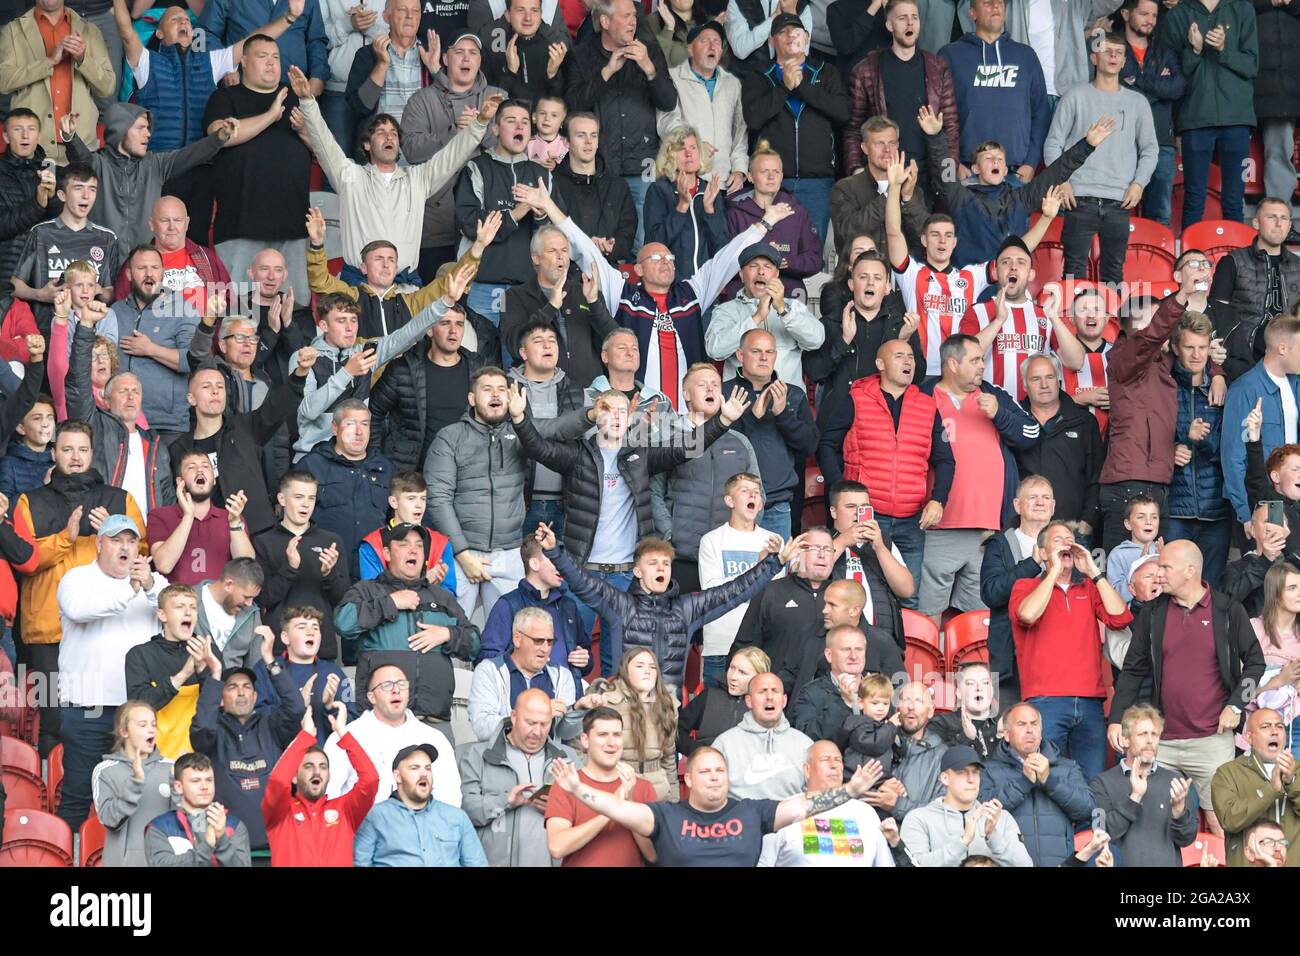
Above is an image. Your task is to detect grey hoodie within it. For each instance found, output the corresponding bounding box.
[712,712,813,800]
[91,749,175,867]
[194,579,263,672]
[900,796,1034,867]
[66,102,225,248]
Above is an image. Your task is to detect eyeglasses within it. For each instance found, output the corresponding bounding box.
[1258,838,1291,849]
[639,253,676,264]
[801,545,834,555]
[523,634,557,646]
[372,679,410,692]
[222,333,260,345]
[1181,259,1211,270]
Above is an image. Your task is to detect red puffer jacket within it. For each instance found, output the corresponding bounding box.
[844,49,960,173]
[842,376,934,518]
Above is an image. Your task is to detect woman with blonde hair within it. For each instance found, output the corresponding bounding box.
[574,647,681,800]
[676,644,769,754]
[91,701,175,866]
[642,126,730,279]
[723,141,823,301]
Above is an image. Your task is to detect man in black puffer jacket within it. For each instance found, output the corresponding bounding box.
[0,109,58,292]
[539,522,798,692]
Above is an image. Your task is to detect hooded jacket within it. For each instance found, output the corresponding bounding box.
[477,16,570,104]
[643,175,731,282]
[66,102,225,249]
[91,748,175,867]
[940,30,1051,168]
[478,577,587,684]
[500,272,621,387]
[97,291,202,435]
[189,666,306,851]
[1158,0,1259,132]
[1253,0,1300,120]
[454,150,555,285]
[144,806,251,866]
[1211,753,1300,867]
[712,712,813,799]
[657,59,749,182]
[334,570,480,720]
[722,189,824,301]
[1013,392,1104,528]
[399,70,505,249]
[298,442,395,579]
[0,440,52,503]
[899,795,1034,866]
[1168,362,1228,521]
[507,365,584,496]
[1119,37,1185,147]
[547,544,783,690]
[741,56,849,180]
[979,738,1097,867]
[424,410,529,554]
[550,155,638,266]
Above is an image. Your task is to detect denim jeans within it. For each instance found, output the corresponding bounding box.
[318,90,357,159]
[1026,695,1107,783]
[759,501,792,539]
[1062,198,1130,285]
[467,281,513,366]
[1261,118,1298,205]
[1142,144,1177,227]
[58,706,118,830]
[875,512,925,610]
[785,177,834,242]
[1180,125,1252,225]
[624,175,651,254]
[1166,517,1232,587]
[522,497,566,542]
[574,569,635,676]
[701,654,727,688]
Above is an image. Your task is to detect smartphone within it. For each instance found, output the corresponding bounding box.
[361,342,378,357]
[856,505,874,523]
[530,784,552,801]
[1267,500,1286,527]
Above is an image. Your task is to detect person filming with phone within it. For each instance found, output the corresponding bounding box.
[826,479,914,655]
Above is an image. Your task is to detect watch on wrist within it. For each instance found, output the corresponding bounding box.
[267,660,283,675]
[1091,572,1104,584]
[229,520,246,532]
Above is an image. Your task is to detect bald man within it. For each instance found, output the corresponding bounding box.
[240,247,318,386]
[458,686,577,866]
[113,196,232,308]
[1110,540,1266,836]
[1212,709,1300,867]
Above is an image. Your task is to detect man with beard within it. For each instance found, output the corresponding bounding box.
[56,513,168,829]
[114,198,232,316]
[1058,287,1115,436]
[125,583,209,757]
[1212,708,1300,867]
[65,299,176,514]
[401,31,506,279]
[335,525,480,733]
[355,742,487,866]
[500,224,619,386]
[264,695,379,866]
[550,113,637,266]
[96,245,202,440]
[0,108,58,293]
[147,450,255,586]
[1089,703,1198,867]
[960,239,1086,402]
[13,420,144,757]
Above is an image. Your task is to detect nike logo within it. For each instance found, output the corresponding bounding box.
[743,760,794,786]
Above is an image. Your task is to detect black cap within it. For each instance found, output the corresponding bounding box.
[996,234,1031,258]
[222,666,258,686]
[687,19,725,43]
[392,743,439,769]
[770,12,805,35]
[381,522,425,546]
[738,241,781,268]
[940,744,985,773]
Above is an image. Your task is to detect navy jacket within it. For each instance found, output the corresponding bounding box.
[0,441,51,501]
[1168,362,1228,521]
[979,530,1040,682]
[979,738,1096,867]
[1120,39,1185,147]
[298,442,395,580]
[724,374,818,506]
[477,578,589,686]
[940,31,1050,168]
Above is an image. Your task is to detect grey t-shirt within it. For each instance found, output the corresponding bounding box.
[587,446,636,564]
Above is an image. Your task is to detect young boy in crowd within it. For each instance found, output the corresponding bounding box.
[535,522,801,693]
[252,605,357,746]
[124,584,207,758]
[839,673,901,784]
[528,95,569,170]
[1106,495,1162,603]
[144,752,251,867]
[0,392,55,500]
[357,471,456,591]
[929,660,999,759]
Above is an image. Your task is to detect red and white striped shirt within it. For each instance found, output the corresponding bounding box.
[1061,340,1113,435]
[959,298,1059,401]
[894,256,994,374]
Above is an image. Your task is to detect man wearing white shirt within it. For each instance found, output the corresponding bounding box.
[759,739,894,867]
[324,662,461,807]
[56,513,168,830]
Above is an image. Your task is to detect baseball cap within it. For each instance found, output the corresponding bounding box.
[739,242,781,268]
[1129,553,1159,583]
[222,666,258,686]
[939,744,985,773]
[448,30,481,48]
[770,12,805,34]
[381,522,425,546]
[687,20,725,43]
[97,514,140,538]
[996,234,1031,258]
[393,743,439,769]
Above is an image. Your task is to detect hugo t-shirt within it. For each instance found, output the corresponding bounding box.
[648,797,780,867]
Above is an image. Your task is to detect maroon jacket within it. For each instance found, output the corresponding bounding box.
[844,49,960,173]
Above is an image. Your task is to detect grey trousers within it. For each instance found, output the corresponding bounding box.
[86,10,124,117]
[1261,117,1297,206]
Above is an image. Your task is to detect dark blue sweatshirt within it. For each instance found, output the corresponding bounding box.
[940,31,1051,169]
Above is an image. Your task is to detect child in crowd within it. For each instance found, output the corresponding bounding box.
[838,673,901,784]
[0,392,54,500]
[123,583,206,758]
[358,471,456,591]
[1106,495,1162,603]
[528,95,569,170]
[253,606,357,746]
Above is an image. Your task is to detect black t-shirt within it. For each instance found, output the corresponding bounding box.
[419,0,470,47]
[648,797,780,867]
[880,49,926,172]
[424,357,470,454]
[191,432,221,481]
[202,84,310,244]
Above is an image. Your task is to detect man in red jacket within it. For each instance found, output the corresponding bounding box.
[263,699,379,867]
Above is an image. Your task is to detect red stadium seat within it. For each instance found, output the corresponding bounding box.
[901,609,940,653]
[327,257,344,277]
[682,644,702,706]
[0,809,73,867]
[79,809,106,868]
[47,743,63,813]
[617,263,639,282]
[1123,247,1176,294]
[1126,217,1176,256]
[1,736,46,812]
[1181,832,1226,867]
[1180,219,1257,267]
[802,460,827,528]
[942,610,990,673]
[903,639,942,686]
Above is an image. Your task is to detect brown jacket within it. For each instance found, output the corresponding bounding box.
[828,171,929,261]
[843,49,959,173]
[0,8,116,164]
[579,682,680,803]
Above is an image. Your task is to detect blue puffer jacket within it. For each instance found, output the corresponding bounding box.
[0,441,51,501]
[134,41,218,150]
[1168,363,1228,521]
[298,442,395,579]
[979,738,1096,867]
